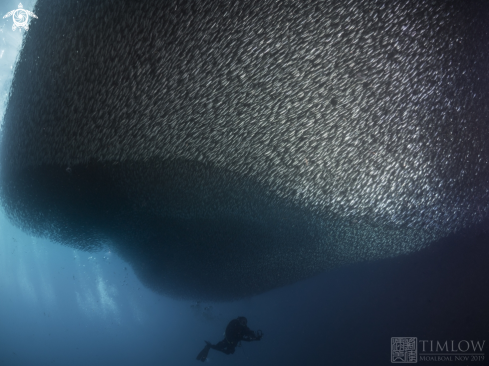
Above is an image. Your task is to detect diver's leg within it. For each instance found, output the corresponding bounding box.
[210,340,236,355]
[209,340,227,352]
[196,342,212,362]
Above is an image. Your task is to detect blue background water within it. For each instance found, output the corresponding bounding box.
[1,1,488,365]
[0,211,335,366]
[2,207,488,366]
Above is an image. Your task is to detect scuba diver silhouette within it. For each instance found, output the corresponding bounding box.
[196,316,263,362]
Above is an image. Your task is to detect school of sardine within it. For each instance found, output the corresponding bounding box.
[0,0,488,299]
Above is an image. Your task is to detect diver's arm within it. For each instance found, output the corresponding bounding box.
[242,328,261,341]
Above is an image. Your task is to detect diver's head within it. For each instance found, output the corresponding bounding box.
[238,316,247,326]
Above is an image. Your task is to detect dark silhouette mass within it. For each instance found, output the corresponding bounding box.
[196,317,262,362]
[0,0,488,300]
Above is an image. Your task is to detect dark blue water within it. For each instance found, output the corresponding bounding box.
[1,213,488,366]
[1,0,488,364]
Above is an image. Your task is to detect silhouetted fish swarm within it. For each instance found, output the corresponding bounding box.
[1,0,488,300]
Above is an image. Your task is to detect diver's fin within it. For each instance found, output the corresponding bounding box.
[196,342,211,362]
